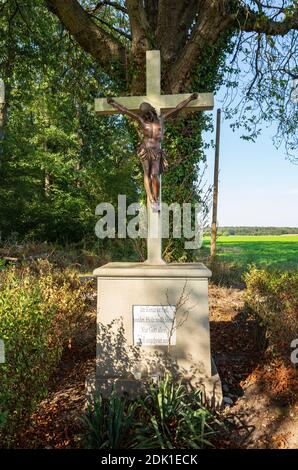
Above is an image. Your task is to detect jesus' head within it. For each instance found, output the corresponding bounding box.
[139,102,158,122]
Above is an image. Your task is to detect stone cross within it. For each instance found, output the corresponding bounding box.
[95,50,214,264]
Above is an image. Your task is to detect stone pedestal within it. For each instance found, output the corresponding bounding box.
[86,262,222,407]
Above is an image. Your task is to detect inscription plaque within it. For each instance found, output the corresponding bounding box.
[133,305,176,346]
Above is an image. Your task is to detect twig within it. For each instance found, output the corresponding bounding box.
[87,1,128,14]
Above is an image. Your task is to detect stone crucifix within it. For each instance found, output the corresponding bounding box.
[95,50,214,265]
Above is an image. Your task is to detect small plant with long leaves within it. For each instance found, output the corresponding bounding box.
[82,375,223,449]
[81,389,136,449]
[132,375,221,449]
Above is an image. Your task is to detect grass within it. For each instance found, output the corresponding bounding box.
[202,235,298,272]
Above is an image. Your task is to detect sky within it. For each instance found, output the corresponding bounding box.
[204,106,298,227]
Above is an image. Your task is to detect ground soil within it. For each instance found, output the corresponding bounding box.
[14,283,298,449]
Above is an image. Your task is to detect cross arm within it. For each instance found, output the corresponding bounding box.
[95,96,147,115]
[162,93,198,120]
[159,93,214,115]
[95,92,214,117]
[106,98,143,123]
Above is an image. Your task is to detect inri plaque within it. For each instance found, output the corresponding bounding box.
[133,305,176,346]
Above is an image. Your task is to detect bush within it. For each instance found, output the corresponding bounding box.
[244,266,298,360]
[82,375,222,449]
[0,261,91,444]
[208,257,244,288]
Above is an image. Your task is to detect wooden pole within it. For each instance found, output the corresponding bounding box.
[0,79,5,169]
[210,109,221,258]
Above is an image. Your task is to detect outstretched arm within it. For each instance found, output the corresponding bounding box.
[107,97,143,124]
[162,93,198,120]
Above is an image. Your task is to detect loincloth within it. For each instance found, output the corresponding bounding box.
[138,144,169,174]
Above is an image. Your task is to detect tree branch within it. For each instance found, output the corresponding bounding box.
[156,0,198,72]
[125,0,153,93]
[168,1,298,93]
[125,0,152,50]
[246,33,262,97]
[144,0,159,33]
[45,0,127,78]
[250,1,288,13]
[91,14,131,40]
[167,0,233,92]
[281,67,298,79]
[88,1,128,14]
[237,2,298,35]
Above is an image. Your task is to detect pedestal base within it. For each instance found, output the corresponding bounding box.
[88,262,222,407]
[86,368,222,408]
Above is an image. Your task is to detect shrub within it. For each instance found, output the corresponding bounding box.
[82,375,222,449]
[0,261,91,444]
[208,257,244,288]
[244,266,298,360]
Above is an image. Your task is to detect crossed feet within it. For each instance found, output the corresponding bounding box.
[150,198,160,213]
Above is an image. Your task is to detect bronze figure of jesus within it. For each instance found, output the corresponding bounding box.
[107,93,198,210]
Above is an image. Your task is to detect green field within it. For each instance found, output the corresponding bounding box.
[203,235,298,271]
